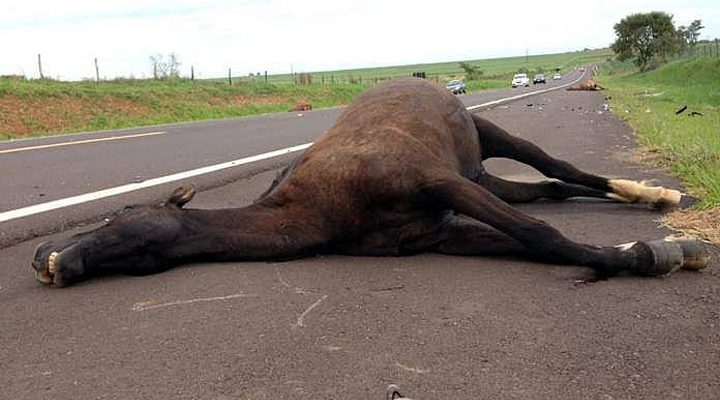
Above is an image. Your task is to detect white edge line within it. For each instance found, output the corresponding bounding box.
[0,143,312,223]
[0,68,589,223]
[0,131,166,154]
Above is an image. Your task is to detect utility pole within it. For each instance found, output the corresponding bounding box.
[525,48,529,66]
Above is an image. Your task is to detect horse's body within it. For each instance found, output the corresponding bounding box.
[32,78,706,287]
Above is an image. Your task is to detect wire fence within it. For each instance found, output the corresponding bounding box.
[676,40,720,59]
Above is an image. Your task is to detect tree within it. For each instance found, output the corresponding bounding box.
[611,12,677,71]
[149,53,182,79]
[458,62,484,80]
[676,25,688,52]
[687,19,704,47]
[676,19,704,54]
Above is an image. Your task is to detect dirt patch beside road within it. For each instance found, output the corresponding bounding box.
[0,95,150,137]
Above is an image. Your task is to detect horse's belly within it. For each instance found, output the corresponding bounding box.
[336,210,452,256]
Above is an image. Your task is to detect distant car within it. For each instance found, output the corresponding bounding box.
[533,74,546,84]
[511,73,530,88]
[552,73,562,80]
[445,79,467,95]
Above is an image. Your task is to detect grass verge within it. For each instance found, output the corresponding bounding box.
[1,48,612,139]
[597,57,720,244]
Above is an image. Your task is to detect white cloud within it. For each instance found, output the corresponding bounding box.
[1,0,717,80]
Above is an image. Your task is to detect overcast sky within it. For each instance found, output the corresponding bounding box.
[2,0,718,80]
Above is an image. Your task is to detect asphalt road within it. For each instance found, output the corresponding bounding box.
[1,71,718,399]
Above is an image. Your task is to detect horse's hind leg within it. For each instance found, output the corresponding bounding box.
[471,114,687,208]
[420,172,705,276]
[431,215,530,257]
[476,173,610,203]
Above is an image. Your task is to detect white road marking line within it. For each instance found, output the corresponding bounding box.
[1,68,589,223]
[131,293,257,311]
[294,294,328,327]
[0,142,312,223]
[0,131,166,154]
[466,69,587,111]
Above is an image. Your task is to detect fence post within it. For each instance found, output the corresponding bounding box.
[37,54,44,79]
[716,39,719,57]
[94,58,100,82]
[228,68,232,85]
[191,65,194,80]
[264,70,268,84]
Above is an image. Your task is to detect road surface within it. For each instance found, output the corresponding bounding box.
[1,71,718,399]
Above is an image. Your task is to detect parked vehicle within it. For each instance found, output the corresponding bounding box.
[511,73,530,88]
[552,73,562,80]
[533,74,546,84]
[445,79,467,95]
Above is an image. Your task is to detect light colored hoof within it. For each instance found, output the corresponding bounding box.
[609,179,682,208]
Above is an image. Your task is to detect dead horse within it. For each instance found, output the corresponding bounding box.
[32,78,708,287]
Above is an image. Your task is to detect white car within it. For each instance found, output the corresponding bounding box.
[511,73,530,88]
[552,74,562,80]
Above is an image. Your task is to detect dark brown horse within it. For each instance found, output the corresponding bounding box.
[289,102,312,112]
[32,78,707,287]
[567,79,605,91]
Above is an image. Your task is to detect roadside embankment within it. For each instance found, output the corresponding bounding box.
[598,58,720,243]
[0,79,372,139]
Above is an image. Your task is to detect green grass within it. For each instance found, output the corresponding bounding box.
[0,48,613,139]
[597,57,720,208]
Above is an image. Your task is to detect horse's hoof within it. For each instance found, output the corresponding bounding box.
[643,240,684,276]
[32,242,56,285]
[665,237,709,270]
[32,242,83,288]
[678,194,699,209]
